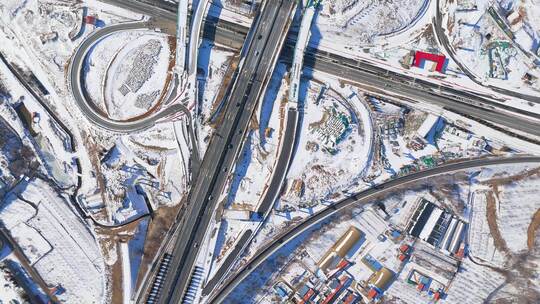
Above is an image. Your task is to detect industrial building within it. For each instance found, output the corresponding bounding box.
[416,114,442,140]
[368,268,394,291]
[317,226,363,274]
[406,199,466,256]
[365,267,395,301]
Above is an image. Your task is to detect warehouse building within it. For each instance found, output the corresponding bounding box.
[317,226,363,273]
[406,199,466,256]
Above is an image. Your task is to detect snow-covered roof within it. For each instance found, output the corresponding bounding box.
[416,114,440,139]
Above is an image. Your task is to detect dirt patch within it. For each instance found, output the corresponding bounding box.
[134,203,183,290]
[403,111,428,136]
[486,190,510,254]
[478,167,540,301]
[81,130,109,221]
[481,167,540,186]
[527,209,540,251]
[128,137,173,153]
[110,245,123,304]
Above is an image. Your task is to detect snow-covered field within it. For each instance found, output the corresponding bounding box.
[284,82,371,206]
[196,38,236,155]
[87,31,172,120]
[0,179,105,303]
[317,0,429,43]
[445,0,540,95]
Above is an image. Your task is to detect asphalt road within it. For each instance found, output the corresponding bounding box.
[99,0,178,20]
[256,108,300,214]
[202,229,253,296]
[208,155,540,303]
[157,1,296,303]
[303,54,540,137]
[90,2,540,301]
[98,1,540,139]
[69,20,202,171]
[88,2,540,303]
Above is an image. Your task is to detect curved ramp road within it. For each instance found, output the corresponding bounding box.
[69,22,188,132]
[188,0,210,76]
[209,156,540,303]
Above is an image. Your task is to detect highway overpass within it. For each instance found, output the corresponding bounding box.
[97,0,540,140]
[156,0,296,303]
[202,107,299,297]
[201,3,318,295]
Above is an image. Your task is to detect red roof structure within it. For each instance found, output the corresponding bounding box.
[367,288,378,299]
[343,293,356,304]
[413,51,446,73]
[322,276,348,304]
[399,244,410,253]
[300,288,315,303]
[84,16,97,25]
[327,259,350,279]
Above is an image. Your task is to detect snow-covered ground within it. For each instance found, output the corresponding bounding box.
[0,259,28,303]
[210,47,537,293]
[0,105,41,193]
[0,178,105,303]
[87,30,172,120]
[120,242,132,304]
[84,124,186,224]
[316,0,429,43]
[227,163,540,303]
[196,38,236,155]
[444,0,540,96]
[0,0,148,209]
[0,1,192,303]
[0,58,76,189]
[284,82,371,206]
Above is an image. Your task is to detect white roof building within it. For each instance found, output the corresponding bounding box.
[416,114,440,139]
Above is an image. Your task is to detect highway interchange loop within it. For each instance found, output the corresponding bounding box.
[68,21,190,132]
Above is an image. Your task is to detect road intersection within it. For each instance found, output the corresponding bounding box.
[65,2,540,303]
